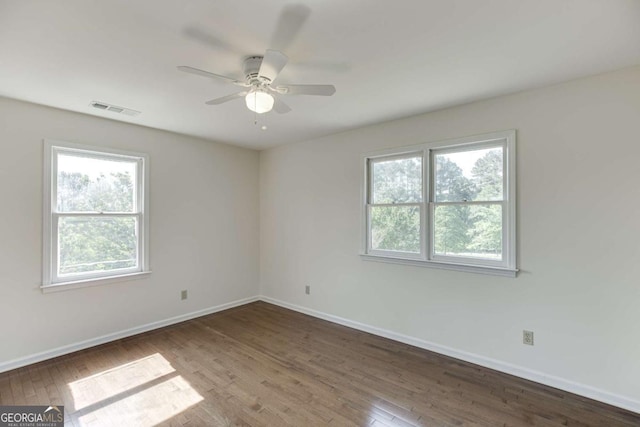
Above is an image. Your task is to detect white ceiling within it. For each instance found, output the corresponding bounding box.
[1,1,639,150]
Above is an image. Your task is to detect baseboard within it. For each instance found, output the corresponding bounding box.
[0,295,258,374]
[259,295,640,415]
[3,294,638,414]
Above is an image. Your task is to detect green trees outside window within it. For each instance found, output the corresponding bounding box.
[368,146,505,260]
[370,156,422,253]
[433,147,503,259]
[57,169,138,275]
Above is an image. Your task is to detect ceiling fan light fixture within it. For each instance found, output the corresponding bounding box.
[245,90,274,114]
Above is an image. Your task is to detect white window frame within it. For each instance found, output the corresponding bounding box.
[366,152,425,260]
[42,139,150,292]
[361,130,517,277]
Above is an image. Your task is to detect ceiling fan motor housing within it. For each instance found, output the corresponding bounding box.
[243,56,269,85]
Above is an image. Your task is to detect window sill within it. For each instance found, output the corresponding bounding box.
[41,271,152,293]
[360,254,517,277]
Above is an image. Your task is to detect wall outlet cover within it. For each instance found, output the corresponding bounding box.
[523,330,534,345]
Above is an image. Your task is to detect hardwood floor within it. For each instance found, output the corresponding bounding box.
[1,301,638,426]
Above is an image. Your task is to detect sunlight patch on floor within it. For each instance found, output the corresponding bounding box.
[75,375,203,426]
[69,353,175,411]
[68,353,203,426]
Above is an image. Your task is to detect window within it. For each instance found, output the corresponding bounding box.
[43,140,149,290]
[368,154,423,256]
[362,130,516,276]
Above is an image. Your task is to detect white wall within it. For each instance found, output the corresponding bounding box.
[2,65,639,411]
[260,66,640,409]
[0,97,259,365]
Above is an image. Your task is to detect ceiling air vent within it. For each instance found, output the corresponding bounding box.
[90,101,140,117]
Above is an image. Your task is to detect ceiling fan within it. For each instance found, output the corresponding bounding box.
[177,50,336,114]
[178,5,336,115]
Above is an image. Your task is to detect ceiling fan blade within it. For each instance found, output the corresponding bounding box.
[258,50,288,82]
[272,97,292,114]
[177,66,240,84]
[270,4,311,52]
[183,27,245,55]
[205,91,248,105]
[278,84,336,96]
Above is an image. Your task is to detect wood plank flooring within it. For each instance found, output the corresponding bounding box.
[0,301,638,426]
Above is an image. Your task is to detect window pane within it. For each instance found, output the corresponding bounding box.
[433,204,502,260]
[58,216,138,276]
[372,156,422,204]
[370,205,420,253]
[434,147,503,202]
[57,154,137,212]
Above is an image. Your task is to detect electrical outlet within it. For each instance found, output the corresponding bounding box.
[305,285,310,295]
[181,290,188,300]
[523,330,534,346]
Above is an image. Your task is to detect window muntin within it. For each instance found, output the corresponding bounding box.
[44,140,148,287]
[363,131,516,274]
